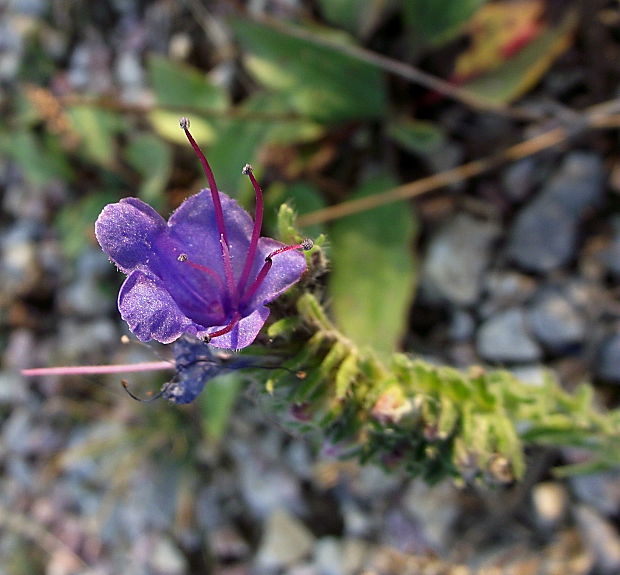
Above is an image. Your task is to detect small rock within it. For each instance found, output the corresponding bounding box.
[422,214,500,306]
[402,480,459,552]
[508,197,577,272]
[131,535,187,575]
[115,50,146,103]
[602,216,620,279]
[531,481,568,529]
[477,308,542,362]
[574,505,620,575]
[570,471,620,516]
[313,537,367,575]
[314,537,342,575]
[595,332,620,384]
[543,153,605,214]
[507,153,605,272]
[480,271,537,318]
[526,287,586,354]
[0,372,30,404]
[341,501,373,537]
[230,441,302,520]
[57,318,119,363]
[501,158,539,203]
[509,365,547,386]
[381,509,428,555]
[448,310,475,341]
[256,509,315,570]
[211,526,250,561]
[0,223,40,299]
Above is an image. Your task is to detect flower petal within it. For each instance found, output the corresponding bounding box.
[118,270,203,344]
[242,237,307,312]
[168,190,254,279]
[95,198,166,273]
[203,306,271,350]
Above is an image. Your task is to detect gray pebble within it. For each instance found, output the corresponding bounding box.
[570,471,620,516]
[508,153,605,272]
[602,216,620,279]
[574,505,620,575]
[501,158,539,203]
[526,287,586,354]
[531,481,568,529]
[508,196,577,272]
[256,509,315,571]
[477,308,542,362]
[596,332,620,383]
[422,214,500,306]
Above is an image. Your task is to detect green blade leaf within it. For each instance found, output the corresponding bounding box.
[318,0,391,37]
[403,0,486,46]
[199,372,243,444]
[230,17,387,122]
[126,133,173,211]
[329,173,417,357]
[67,105,121,167]
[147,55,228,111]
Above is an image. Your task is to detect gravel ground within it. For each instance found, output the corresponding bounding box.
[2,2,620,574]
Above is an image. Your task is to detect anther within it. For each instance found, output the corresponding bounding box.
[242,163,252,175]
[177,253,188,262]
[301,238,313,251]
[179,117,190,130]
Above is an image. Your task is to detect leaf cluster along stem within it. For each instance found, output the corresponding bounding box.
[260,220,620,483]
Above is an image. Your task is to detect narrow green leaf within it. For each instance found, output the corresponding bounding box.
[67,105,121,167]
[199,372,243,444]
[318,0,390,37]
[329,173,417,356]
[387,117,444,155]
[55,191,117,259]
[335,353,359,399]
[7,131,72,186]
[148,55,228,111]
[437,397,459,439]
[126,134,172,210]
[230,17,387,122]
[403,0,486,46]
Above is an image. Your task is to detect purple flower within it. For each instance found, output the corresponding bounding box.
[95,118,311,350]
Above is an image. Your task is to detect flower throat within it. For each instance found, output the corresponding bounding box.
[178,118,312,342]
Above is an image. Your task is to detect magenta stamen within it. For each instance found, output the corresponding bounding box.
[177,253,225,289]
[237,164,264,295]
[205,312,241,342]
[241,240,313,306]
[180,118,235,302]
[21,361,174,377]
[219,234,237,305]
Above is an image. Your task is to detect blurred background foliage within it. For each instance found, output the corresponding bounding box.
[3,1,620,573]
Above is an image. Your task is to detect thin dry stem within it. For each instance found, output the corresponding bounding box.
[298,101,620,227]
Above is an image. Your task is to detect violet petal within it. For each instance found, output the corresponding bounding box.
[242,237,307,311]
[94,198,166,273]
[203,306,271,350]
[118,270,201,344]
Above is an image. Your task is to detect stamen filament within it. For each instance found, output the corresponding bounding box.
[220,235,238,306]
[204,312,241,342]
[241,240,313,306]
[21,361,174,377]
[237,164,264,296]
[180,117,235,303]
[177,253,225,290]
